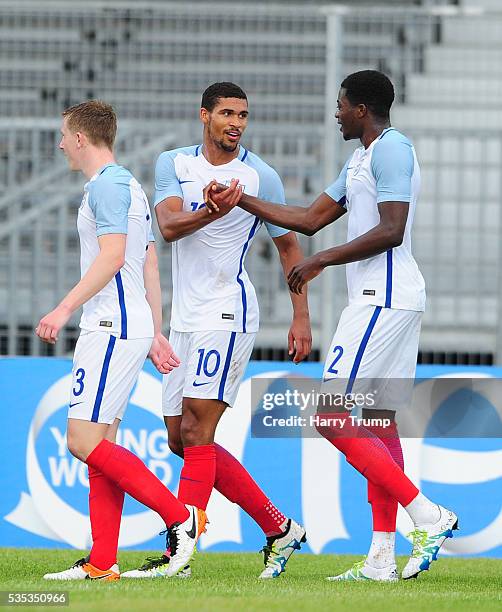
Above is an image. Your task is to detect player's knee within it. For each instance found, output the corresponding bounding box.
[168,437,184,458]
[67,429,100,462]
[180,414,206,447]
[66,432,86,462]
[180,422,200,447]
[314,411,355,456]
[314,418,331,440]
[314,409,334,439]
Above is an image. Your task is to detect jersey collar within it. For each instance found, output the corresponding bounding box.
[96,162,117,176]
[378,127,395,140]
[84,163,118,190]
[361,127,395,154]
[198,145,248,168]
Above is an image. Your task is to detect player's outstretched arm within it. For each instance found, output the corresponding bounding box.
[35,234,127,344]
[287,202,409,294]
[143,241,180,374]
[155,195,213,242]
[205,182,346,236]
[156,179,243,242]
[272,232,312,363]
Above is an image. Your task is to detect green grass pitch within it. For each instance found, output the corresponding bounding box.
[1,549,501,611]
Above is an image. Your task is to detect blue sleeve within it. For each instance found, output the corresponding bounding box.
[154,151,183,206]
[88,180,131,236]
[257,165,289,239]
[371,138,414,204]
[324,158,349,206]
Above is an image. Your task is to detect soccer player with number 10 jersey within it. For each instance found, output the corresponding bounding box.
[122,82,312,579]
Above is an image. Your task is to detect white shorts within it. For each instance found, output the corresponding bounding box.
[162,329,256,417]
[321,304,422,410]
[69,331,152,425]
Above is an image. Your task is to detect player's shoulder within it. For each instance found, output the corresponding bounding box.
[156,145,201,165]
[242,149,281,183]
[89,164,133,194]
[371,129,415,180]
[374,128,413,152]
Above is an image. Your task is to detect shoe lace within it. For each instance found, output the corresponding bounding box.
[260,539,279,566]
[71,557,89,569]
[407,529,428,558]
[351,559,366,573]
[139,555,169,571]
[168,524,181,556]
[159,527,173,555]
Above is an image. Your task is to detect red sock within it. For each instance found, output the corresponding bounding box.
[366,422,404,532]
[214,444,287,536]
[88,466,124,570]
[86,439,189,527]
[177,444,216,511]
[317,413,417,507]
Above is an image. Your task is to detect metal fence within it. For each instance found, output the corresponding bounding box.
[0,1,501,362]
[0,119,323,357]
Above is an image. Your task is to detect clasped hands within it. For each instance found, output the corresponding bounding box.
[202,178,323,295]
[202,178,243,215]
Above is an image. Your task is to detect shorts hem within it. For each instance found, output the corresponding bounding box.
[67,413,118,425]
[183,391,232,403]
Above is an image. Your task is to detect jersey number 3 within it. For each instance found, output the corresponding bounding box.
[73,368,86,396]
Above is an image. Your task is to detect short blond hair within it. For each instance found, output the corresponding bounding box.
[62,100,117,149]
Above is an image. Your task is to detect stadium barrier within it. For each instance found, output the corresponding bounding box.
[0,358,500,557]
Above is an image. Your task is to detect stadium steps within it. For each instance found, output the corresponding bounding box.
[395,106,502,130]
[405,76,502,107]
[442,16,502,46]
[424,46,502,76]
[0,126,180,240]
[0,127,181,327]
[461,0,502,11]
[0,124,176,323]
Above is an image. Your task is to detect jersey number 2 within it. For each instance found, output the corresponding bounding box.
[327,346,344,375]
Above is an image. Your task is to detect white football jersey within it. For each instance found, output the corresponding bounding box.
[78,164,155,338]
[325,128,426,312]
[154,145,289,333]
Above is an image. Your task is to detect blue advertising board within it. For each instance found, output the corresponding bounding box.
[1,358,501,557]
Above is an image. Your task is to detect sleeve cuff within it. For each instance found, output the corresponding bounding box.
[324,189,346,205]
[154,190,183,207]
[376,195,411,204]
[96,227,128,237]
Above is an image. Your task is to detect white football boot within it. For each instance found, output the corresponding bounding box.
[121,554,191,579]
[259,519,307,579]
[43,557,119,581]
[327,558,398,582]
[402,505,458,579]
[166,505,207,578]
